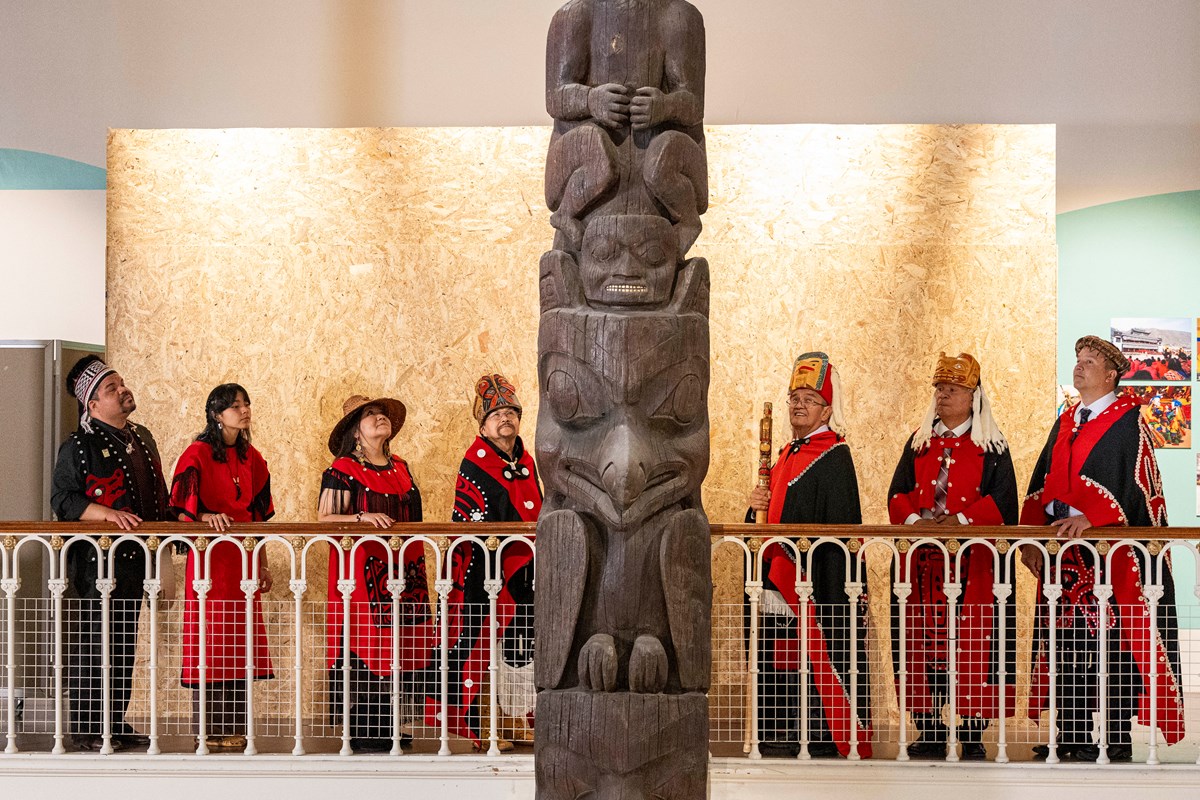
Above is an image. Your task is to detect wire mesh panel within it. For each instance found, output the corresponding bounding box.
[4,527,1200,764]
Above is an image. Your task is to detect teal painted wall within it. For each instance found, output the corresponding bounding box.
[0,149,105,189]
[1058,190,1200,624]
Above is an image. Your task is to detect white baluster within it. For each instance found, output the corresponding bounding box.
[1043,582,1062,765]
[48,577,67,755]
[337,577,355,756]
[289,578,307,756]
[1094,582,1114,765]
[993,580,1012,764]
[194,577,212,756]
[95,576,115,755]
[483,576,502,757]
[144,577,162,755]
[435,578,452,757]
[240,578,259,755]
[846,578,863,762]
[386,575,405,757]
[796,581,813,761]
[944,581,962,763]
[893,580,912,762]
[745,580,762,760]
[1144,583,1164,767]
[3,576,20,754]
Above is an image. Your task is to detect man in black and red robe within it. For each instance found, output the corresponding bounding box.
[747,351,870,759]
[50,355,169,751]
[887,352,1018,760]
[1022,335,1184,763]
[440,373,542,748]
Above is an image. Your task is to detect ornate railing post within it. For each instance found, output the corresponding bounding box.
[2,574,19,755]
[289,576,307,756]
[144,575,162,755]
[47,576,67,755]
[193,576,212,756]
[94,576,115,755]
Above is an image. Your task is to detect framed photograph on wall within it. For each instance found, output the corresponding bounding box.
[1123,385,1192,449]
[1110,317,1193,380]
[1057,384,1080,417]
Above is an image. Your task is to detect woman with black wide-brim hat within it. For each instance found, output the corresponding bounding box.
[318,394,432,752]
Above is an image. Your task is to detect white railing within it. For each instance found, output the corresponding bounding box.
[1,522,1199,766]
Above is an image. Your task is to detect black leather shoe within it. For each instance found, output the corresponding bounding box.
[1072,744,1132,763]
[806,741,840,758]
[114,734,150,749]
[350,737,393,753]
[907,740,947,759]
[960,742,987,761]
[1032,743,1075,761]
[1107,744,1133,763]
[759,742,801,758]
[73,735,126,752]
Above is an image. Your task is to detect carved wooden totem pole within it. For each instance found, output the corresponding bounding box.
[535,2,711,798]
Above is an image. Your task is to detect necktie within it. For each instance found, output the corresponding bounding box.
[1053,408,1094,519]
[933,446,952,515]
[1071,407,1092,442]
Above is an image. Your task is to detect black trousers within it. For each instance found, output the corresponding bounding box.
[912,665,988,745]
[1053,609,1137,747]
[65,542,145,739]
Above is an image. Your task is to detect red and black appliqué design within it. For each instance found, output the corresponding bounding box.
[454,474,488,522]
[85,469,126,506]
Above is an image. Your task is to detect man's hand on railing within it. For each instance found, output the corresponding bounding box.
[1051,514,1093,539]
[104,508,143,531]
[80,503,143,531]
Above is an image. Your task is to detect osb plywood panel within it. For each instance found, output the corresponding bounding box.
[109,124,1055,728]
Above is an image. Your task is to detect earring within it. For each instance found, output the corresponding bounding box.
[354,439,363,454]
[218,421,223,430]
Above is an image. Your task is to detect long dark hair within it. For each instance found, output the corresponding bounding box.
[196,383,251,463]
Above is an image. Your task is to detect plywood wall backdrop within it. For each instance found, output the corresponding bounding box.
[107,125,1055,525]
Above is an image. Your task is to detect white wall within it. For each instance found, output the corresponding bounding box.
[0,191,105,344]
[3,0,1199,212]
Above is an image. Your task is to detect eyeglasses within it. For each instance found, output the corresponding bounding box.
[787,395,828,409]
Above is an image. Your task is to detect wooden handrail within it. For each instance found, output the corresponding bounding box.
[1,520,1199,540]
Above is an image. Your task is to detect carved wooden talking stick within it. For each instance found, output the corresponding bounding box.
[535,2,711,797]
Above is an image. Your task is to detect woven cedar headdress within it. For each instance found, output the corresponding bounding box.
[912,352,1008,453]
[788,351,846,435]
[473,373,523,423]
[1075,334,1131,376]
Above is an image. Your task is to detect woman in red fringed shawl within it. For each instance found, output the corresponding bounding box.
[170,383,274,751]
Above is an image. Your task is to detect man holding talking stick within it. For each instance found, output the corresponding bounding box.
[746,351,869,758]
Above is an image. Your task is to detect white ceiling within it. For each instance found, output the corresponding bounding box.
[4,0,1198,212]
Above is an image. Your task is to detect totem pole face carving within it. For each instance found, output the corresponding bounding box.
[580,215,680,308]
[537,308,709,532]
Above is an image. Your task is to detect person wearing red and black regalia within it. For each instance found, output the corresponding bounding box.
[318,394,433,753]
[444,373,542,750]
[170,383,275,751]
[1022,335,1184,763]
[51,355,169,752]
[887,352,1017,761]
[746,351,871,759]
